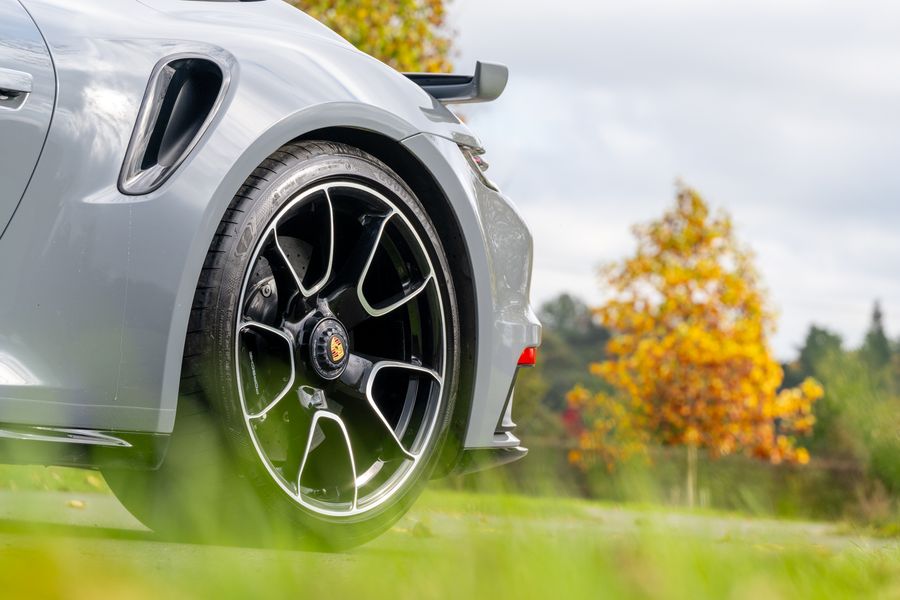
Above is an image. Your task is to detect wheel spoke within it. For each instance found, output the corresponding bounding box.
[335,356,441,461]
[361,274,435,320]
[327,212,435,327]
[337,353,375,396]
[238,320,296,420]
[367,360,443,388]
[364,400,416,461]
[327,211,394,326]
[297,410,358,510]
[272,190,335,298]
[364,360,443,460]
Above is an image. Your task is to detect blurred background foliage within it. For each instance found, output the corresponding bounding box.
[451,184,900,533]
[290,0,453,72]
[453,296,900,530]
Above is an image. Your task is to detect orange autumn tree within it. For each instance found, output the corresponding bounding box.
[292,0,453,73]
[567,185,823,502]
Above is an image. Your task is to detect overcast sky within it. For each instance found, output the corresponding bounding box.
[448,0,900,358]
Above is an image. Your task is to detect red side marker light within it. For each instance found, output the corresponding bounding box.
[518,347,537,367]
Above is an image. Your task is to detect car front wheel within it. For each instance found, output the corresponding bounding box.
[105,141,460,549]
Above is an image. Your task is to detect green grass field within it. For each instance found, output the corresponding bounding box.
[0,465,898,599]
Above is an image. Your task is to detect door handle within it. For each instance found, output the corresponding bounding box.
[0,67,33,109]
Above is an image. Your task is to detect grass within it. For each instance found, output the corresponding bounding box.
[0,465,899,598]
[0,465,109,494]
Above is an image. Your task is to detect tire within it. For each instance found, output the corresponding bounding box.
[105,141,460,549]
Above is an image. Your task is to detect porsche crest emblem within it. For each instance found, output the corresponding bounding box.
[329,335,346,363]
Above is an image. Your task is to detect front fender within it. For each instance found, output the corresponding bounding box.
[402,134,541,448]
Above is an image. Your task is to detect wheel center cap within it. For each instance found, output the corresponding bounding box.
[309,318,350,380]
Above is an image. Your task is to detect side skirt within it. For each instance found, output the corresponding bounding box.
[0,424,169,470]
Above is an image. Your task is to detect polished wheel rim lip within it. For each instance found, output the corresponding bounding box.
[234,180,447,518]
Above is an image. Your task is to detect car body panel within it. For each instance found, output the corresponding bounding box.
[0,0,55,236]
[0,0,539,458]
[402,134,541,447]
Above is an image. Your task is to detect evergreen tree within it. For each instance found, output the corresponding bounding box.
[861,301,892,371]
[537,295,610,411]
[540,294,606,344]
[799,326,843,376]
[782,325,843,389]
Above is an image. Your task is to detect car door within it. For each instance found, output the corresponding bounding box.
[0,0,55,236]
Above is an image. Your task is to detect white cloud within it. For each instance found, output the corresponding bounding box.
[450,0,900,357]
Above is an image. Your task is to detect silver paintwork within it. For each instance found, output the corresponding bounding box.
[0,0,55,235]
[0,0,539,459]
[0,67,33,95]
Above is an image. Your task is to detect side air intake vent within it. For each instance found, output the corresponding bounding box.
[119,55,230,195]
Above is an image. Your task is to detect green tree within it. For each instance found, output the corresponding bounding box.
[799,326,844,376]
[536,295,610,411]
[541,294,602,341]
[862,301,892,371]
[291,0,453,72]
[783,325,843,389]
[781,326,845,454]
[814,351,900,493]
[787,313,900,498]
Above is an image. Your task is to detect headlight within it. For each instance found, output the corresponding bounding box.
[459,145,499,191]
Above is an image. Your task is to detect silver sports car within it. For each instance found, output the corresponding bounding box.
[0,0,540,547]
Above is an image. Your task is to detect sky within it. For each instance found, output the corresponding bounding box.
[448,0,900,358]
